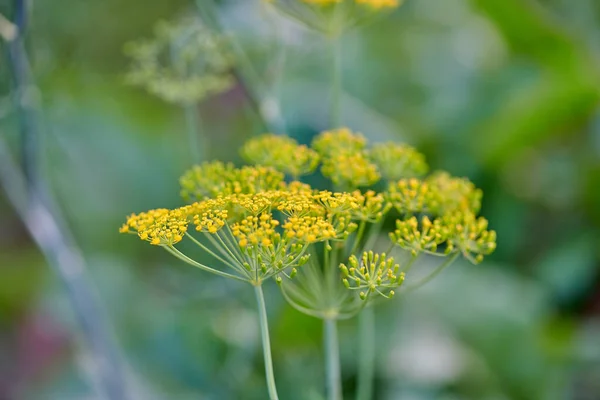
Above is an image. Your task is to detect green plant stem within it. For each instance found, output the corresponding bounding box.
[254,285,280,400]
[196,0,284,133]
[184,103,204,164]
[330,33,342,127]
[325,318,343,400]
[356,306,375,400]
[350,221,367,255]
[165,245,247,282]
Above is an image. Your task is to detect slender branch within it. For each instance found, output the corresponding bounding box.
[254,285,280,400]
[195,0,285,133]
[1,3,129,397]
[324,318,343,400]
[350,220,366,256]
[356,306,375,400]
[164,245,248,282]
[0,141,129,400]
[184,232,243,273]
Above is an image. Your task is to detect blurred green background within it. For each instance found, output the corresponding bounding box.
[1,0,599,399]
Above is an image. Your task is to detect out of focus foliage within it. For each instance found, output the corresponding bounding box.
[0,0,599,399]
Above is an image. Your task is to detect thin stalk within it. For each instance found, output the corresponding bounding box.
[330,33,342,127]
[356,306,375,400]
[165,245,247,283]
[254,285,280,400]
[195,0,284,133]
[184,232,243,274]
[350,221,367,256]
[324,318,343,400]
[2,3,129,398]
[184,103,204,164]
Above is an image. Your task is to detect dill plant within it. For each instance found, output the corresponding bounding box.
[120,2,497,400]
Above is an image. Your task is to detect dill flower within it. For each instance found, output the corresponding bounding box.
[350,190,389,222]
[389,216,450,257]
[120,208,189,246]
[120,188,366,283]
[266,0,402,34]
[241,134,320,178]
[426,171,482,214]
[443,211,497,264]
[124,17,234,104]
[179,162,285,202]
[312,127,367,157]
[386,178,439,214]
[312,128,379,189]
[321,152,380,189]
[339,251,405,300]
[369,142,429,181]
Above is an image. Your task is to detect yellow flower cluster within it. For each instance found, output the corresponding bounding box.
[322,152,380,189]
[241,134,320,178]
[232,214,281,248]
[369,142,428,181]
[427,171,482,214]
[386,178,438,214]
[312,128,380,189]
[350,190,388,222]
[124,17,234,104]
[385,173,495,262]
[389,216,450,256]
[355,0,400,9]
[120,208,188,246]
[179,162,285,202]
[312,127,367,156]
[299,0,399,9]
[443,212,497,264]
[339,251,405,300]
[283,216,337,242]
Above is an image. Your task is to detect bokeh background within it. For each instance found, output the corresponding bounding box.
[1,0,600,399]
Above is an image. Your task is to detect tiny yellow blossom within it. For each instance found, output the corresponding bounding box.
[242,134,320,178]
[339,251,405,300]
[120,208,189,246]
[350,190,390,222]
[426,171,482,215]
[386,178,439,214]
[180,162,285,202]
[369,142,428,181]
[443,212,497,264]
[389,216,450,256]
[312,127,367,157]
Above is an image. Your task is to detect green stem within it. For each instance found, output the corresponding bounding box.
[254,285,280,400]
[196,0,284,133]
[164,245,247,282]
[403,252,460,293]
[350,221,367,256]
[324,318,343,400]
[330,33,342,128]
[184,103,204,164]
[356,306,375,400]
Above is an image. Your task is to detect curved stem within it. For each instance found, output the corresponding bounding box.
[185,232,240,271]
[403,252,460,294]
[164,245,247,282]
[324,318,343,400]
[356,306,375,400]
[254,285,280,400]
